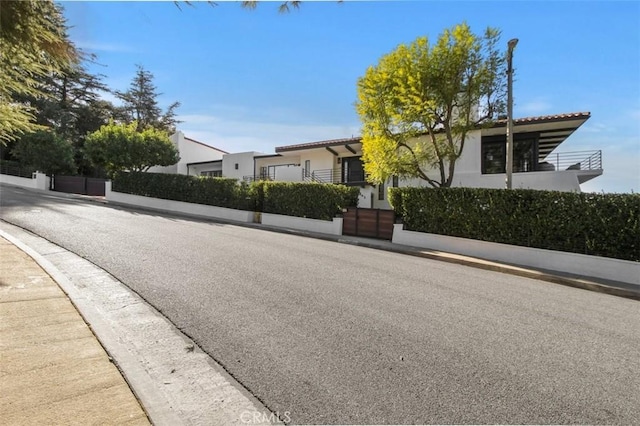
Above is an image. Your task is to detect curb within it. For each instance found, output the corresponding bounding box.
[0,228,183,426]
[4,184,638,301]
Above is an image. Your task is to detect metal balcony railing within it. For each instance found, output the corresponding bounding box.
[539,150,602,172]
[243,170,276,182]
[305,168,368,185]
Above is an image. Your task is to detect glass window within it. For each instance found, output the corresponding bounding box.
[342,156,365,183]
[482,140,505,174]
[378,182,385,200]
[481,133,538,174]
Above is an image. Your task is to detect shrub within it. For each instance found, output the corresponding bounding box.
[112,172,360,220]
[259,181,360,220]
[112,172,251,210]
[389,187,640,262]
[11,130,76,175]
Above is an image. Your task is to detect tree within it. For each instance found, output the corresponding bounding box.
[0,0,77,145]
[178,1,302,13]
[85,121,179,175]
[355,23,507,187]
[10,58,117,175]
[116,66,181,134]
[11,130,76,175]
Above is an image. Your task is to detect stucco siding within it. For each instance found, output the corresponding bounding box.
[301,150,336,176]
[148,131,224,175]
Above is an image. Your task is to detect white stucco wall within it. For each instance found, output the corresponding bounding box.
[188,162,222,176]
[148,131,225,175]
[105,181,254,222]
[454,131,482,174]
[222,152,262,180]
[384,131,583,192]
[255,155,300,171]
[449,171,581,191]
[261,213,343,236]
[392,225,640,287]
[372,178,393,210]
[300,150,336,179]
[275,166,303,182]
[0,172,49,191]
[358,187,374,209]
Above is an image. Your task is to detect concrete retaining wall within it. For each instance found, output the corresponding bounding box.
[261,213,343,236]
[392,224,640,286]
[105,182,254,223]
[0,172,49,191]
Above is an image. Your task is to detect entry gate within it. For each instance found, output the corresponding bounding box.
[52,175,107,196]
[342,208,395,240]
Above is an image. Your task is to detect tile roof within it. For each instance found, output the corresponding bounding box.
[274,112,591,153]
[275,136,361,153]
[493,111,591,126]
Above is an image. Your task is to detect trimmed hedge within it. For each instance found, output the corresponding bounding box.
[112,172,360,220]
[389,187,640,262]
[259,181,360,221]
[112,172,252,210]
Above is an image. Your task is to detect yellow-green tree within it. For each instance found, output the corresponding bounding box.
[356,23,506,187]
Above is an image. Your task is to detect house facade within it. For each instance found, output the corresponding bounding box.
[148,131,227,176]
[254,112,602,209]
[157,111,603,210]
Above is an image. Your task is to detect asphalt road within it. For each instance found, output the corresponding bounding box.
[1,185,639,425]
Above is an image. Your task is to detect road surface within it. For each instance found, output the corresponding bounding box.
[1,185,638,424]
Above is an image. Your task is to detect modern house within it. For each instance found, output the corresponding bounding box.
[252,111,602,209]
[148,131,228,176]
[158,111,602,209]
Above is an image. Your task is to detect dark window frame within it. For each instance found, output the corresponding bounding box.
[378,182,385,200]
[481,132,539,175]
[341,156,365,184]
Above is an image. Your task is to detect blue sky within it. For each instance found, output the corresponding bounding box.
[62,1,639,193]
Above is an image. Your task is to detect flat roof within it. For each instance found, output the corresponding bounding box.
[186,159,222,167]
[484,112,591,159]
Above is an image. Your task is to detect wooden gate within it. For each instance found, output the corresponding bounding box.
[342,208,395,240]
[52,176,106,196]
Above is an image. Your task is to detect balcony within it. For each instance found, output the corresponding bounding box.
[538,150,602,172]
[538,150,603,184]
[304,168,368,186]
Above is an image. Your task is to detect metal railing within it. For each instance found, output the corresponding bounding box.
[305,168,368,185]
[539,150,602,172]
[243,170,276,182]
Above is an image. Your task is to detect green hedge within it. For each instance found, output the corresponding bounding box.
[259,181,360,221]
[112,172,360,220]
[112,172,252,210]
[389,187,640,262]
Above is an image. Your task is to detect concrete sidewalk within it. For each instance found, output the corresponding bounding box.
[0,237,150,425]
